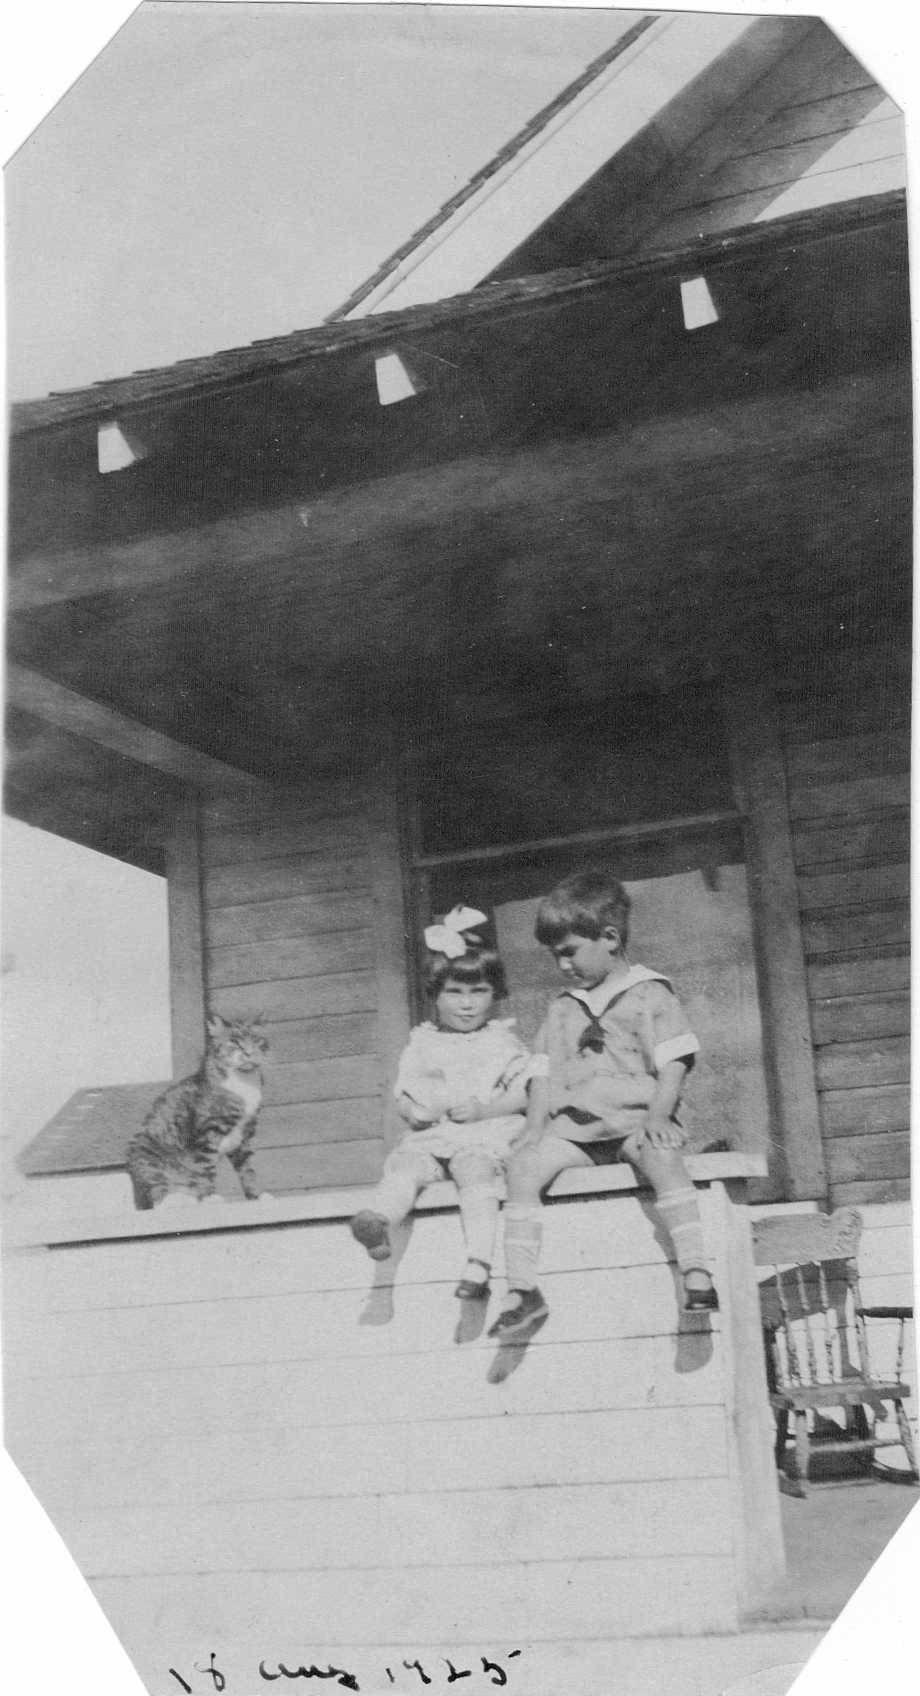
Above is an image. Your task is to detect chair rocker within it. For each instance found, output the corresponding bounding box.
[753,1207,917,1498]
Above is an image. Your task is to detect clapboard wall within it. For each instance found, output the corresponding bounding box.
[199,782,410,1193]
[3,1166,786,1694]
[858,1201,915,1427]
[776,641,909,1207]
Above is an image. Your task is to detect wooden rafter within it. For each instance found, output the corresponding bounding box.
[6,663,262,793]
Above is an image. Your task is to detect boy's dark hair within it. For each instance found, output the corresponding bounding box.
[424,945,508,1001]
[535,868,631,948]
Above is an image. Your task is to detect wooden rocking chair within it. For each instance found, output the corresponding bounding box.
[753,1207,917,1497]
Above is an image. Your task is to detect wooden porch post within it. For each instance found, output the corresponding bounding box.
[723,658,827,1202]
[366,746,414,1151]
[164,791,207,1078]
[703,1174,786,1614]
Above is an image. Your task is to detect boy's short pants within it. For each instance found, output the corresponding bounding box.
[549,1105,669,1163]
[569,1137,634,1165]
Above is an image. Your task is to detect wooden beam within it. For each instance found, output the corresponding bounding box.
[365,750,414,1153]
[166,795,207,1077]
[413,808,739,869]
[625,25,859,254]
[7,663,261,792]
[723,660,827,1202]
[9,350,907,615]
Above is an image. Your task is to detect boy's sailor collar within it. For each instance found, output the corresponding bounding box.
[562,963,672,1017]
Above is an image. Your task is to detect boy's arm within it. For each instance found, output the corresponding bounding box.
[510,1074,550,1150]
[493,1078,530,1115]
[643,982,699,1147]
[646,1059,690,1148]
[510,1023,552,1147]
[449,1029,542,1123]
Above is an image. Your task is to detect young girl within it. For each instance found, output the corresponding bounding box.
[350,905,534,1299]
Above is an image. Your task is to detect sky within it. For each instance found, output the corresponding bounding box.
[1,2,641,1168]
[1,5,918,1692]
[2,0,914,1138]
[1,0,644,1170]
[5,3,639,402]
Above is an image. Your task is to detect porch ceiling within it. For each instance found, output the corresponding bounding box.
[4,195,911,869]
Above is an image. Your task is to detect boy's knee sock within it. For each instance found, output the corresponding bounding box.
[503,1203,544,1291]
[457,1184,499,1266]
[656,1186,710,1275]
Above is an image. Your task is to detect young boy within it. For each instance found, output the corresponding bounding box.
[489,867,719,1339]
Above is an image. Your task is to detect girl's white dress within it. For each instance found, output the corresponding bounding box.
[393,1018,534,1162]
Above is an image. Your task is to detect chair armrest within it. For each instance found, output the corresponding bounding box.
[857,1305,914,1320]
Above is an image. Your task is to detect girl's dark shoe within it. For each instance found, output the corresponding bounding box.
[454,1258,491,1300]
[487,1287,548,1338]
[682,1267,719,1311]
[350,1210,392,1261]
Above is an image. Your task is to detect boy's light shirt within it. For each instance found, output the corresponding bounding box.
[564,963,672,1017]
[535,963,701,1084]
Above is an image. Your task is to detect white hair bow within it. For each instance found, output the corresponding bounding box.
[424,904,488,959]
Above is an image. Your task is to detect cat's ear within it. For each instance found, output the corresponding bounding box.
[206,1014,226,1037]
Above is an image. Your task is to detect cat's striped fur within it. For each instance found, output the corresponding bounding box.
[126,1015,269,1209]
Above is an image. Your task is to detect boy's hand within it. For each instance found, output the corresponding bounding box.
[646,1114,684,1149]
[509,1124,543,1153]
[447,1097,483,1123]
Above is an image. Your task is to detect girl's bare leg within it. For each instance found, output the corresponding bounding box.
[350,1147,436,1260]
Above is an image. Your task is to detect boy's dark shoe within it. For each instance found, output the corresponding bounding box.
[350,1210,392,1261]
[487,1287,548,1338]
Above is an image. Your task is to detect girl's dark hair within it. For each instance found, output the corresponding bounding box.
[535,868,631,948]
[424,944,508,1001]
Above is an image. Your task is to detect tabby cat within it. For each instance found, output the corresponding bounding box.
[126,1015,269,1209]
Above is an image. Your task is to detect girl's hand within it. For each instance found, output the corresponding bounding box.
[447,1097,483,1123]
[646,1114,684,1149]
[398,1096,437,1129]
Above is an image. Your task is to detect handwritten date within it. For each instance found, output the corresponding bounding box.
[169,1649,522,1693]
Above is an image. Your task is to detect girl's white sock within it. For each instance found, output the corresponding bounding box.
[457,1183,499,1268]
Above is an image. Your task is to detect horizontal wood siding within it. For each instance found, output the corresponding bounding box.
[3,1185,773,1682]
[200,786,407,1192]
[778,643,910,1206]
[857,1203,915,1441]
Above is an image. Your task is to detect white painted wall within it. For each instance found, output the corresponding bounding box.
[4,1174,779,1692]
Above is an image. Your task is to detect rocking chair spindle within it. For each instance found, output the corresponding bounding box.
[754,1208,918,1497]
